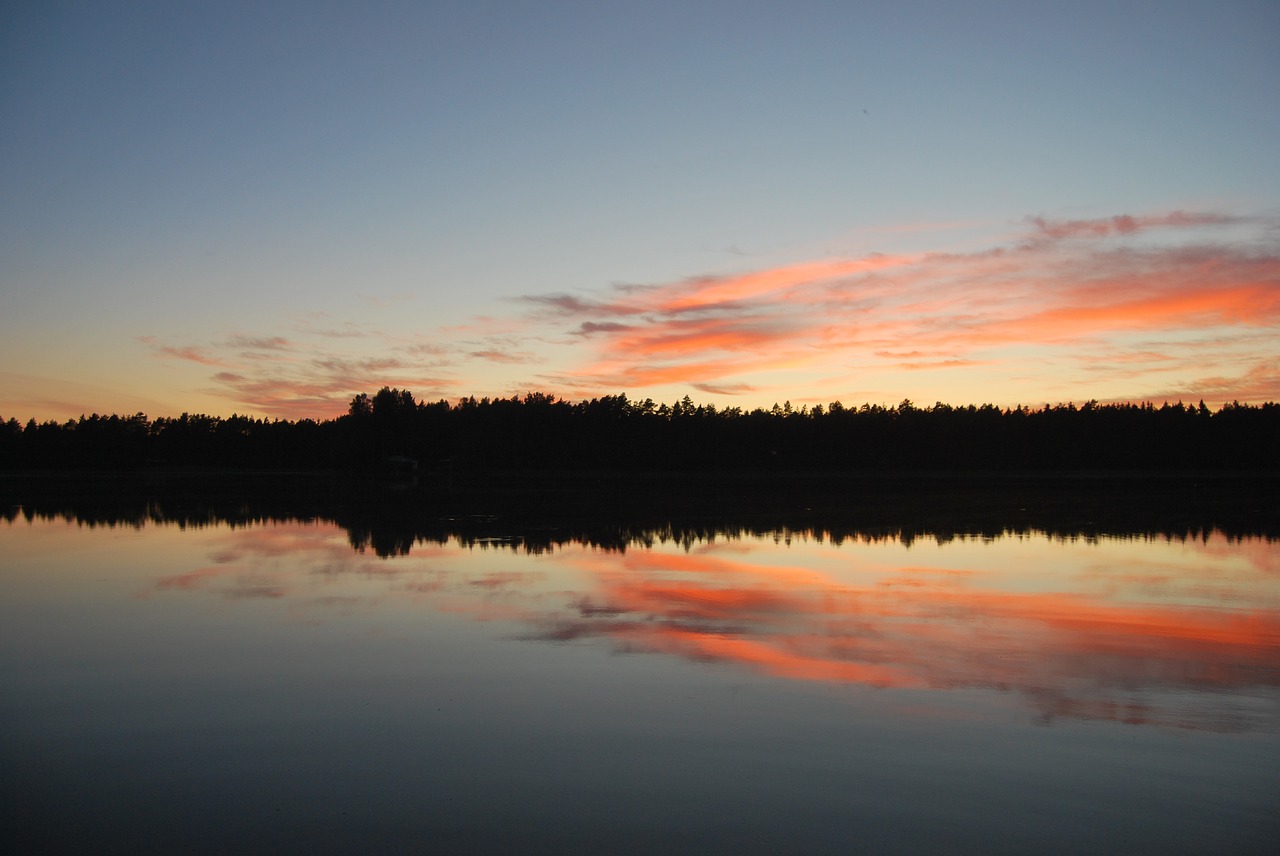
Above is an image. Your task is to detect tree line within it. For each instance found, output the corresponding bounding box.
[5,469,1277,555]
[2,388,1277,472]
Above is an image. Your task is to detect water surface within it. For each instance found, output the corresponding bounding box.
[3,498,1278,854]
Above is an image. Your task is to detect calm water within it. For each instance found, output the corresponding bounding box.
[3,507,1278,854]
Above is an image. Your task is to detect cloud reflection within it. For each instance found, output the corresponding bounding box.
[150,523,1280,731]
[572,545,1280,730]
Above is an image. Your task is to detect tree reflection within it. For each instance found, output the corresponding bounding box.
[72,505,1280,734]
[3,472,1277,557]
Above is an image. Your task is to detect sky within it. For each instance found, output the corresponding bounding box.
[2,0,1278,421]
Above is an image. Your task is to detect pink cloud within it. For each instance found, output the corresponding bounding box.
[516,209,1276,402]
[139,336,234,368]
[469,349,534,364]
[607,316,802,358]
[1152,358,1280,405]
[210,371,455,420]
[649,256,914,314]
[190,347,460,419]
[123,207,1276,419]
[692,381,756,396]
[555,352,806,391]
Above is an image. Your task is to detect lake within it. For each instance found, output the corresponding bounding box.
[3,475,1278,854]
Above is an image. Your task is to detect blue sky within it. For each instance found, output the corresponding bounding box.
[3,1,1278,419]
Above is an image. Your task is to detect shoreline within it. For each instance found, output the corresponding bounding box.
[5,469,1276,549]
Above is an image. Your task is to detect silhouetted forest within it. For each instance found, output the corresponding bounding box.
[2,388,1278,473]
[3,471,1276,557]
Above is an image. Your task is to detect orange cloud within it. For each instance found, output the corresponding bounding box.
[931,280,1280,352]
[551,354,796,391]
[651,256,915,314]
[124,208,1277,420]
[691,381,756,396]
[139,336,234,368]
[515,210,1276,404]
[1048,270,1278,328]
[1154,358,1280,404]
[608,316,802,357]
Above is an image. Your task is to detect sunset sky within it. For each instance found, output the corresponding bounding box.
[3,1,1278,421]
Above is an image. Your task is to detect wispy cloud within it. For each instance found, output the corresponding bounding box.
[516,209,1279,405]
[1152,358,1280,404]
[126,208,1277,419]
[399,342,451,357]
[572,321,636,337]
[1024,210,1241,244]
[519,293,646,318]
[139,336,235,368]
[469,349,534,364]
[141,329,459,418]
[692,381,756,396]
[226,335,292,351]
[207,362,455,420]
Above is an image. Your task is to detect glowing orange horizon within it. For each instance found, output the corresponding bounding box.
[21,207,1265,422]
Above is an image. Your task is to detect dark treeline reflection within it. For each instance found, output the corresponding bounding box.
[3,471,1275,556]
[3,389,1279,473]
